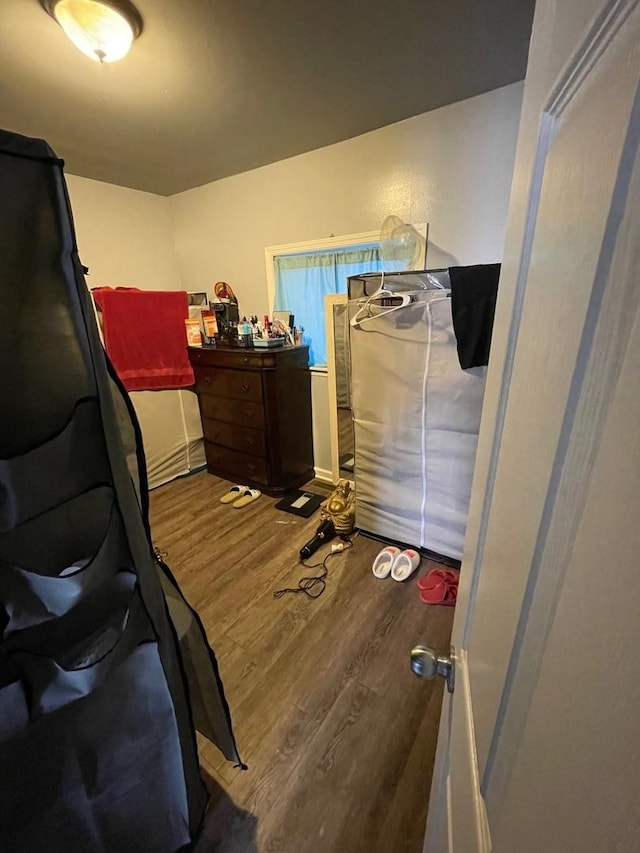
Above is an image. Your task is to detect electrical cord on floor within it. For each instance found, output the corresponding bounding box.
[273,539,353,600]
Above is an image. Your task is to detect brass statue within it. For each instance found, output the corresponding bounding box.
[320,478,356,535]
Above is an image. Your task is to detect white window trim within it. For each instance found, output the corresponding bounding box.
[264,224,426,373]
[264,229,380,316]
[265,224,428,313]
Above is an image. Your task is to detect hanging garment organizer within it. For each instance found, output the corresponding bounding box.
[349,269,487,560]
[0,129,240,852]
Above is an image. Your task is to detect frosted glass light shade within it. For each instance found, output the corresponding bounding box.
[46,0,142,63]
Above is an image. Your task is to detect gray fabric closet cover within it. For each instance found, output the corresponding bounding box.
[0,129,241,852]
[349,272,486,559]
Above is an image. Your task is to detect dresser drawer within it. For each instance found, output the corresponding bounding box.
[202,418,267,458]
[194,367,263,402]
[189,347,271,370]
[200,395,265,429]
[204,442,268,486]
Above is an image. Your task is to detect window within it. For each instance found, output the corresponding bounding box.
[273,244,383,366]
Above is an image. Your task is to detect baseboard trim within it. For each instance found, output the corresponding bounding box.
[314,466,334,483]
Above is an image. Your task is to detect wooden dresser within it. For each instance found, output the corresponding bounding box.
[187,345,314,495]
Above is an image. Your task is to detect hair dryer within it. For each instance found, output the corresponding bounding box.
[299,519,336,560]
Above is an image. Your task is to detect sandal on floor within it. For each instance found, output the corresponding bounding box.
[417,569,458,590]
[220,484,247,504]
[390,549,421,582]
[372,546,401,579]
[232,488,262,509]
[419,570,459,606]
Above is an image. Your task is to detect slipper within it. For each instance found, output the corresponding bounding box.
[391,549,421,582]
[419,570,459,606]
[372,546,401,579]
[417,569,458,590]
[220,485,247,505]
[419,582,458,606]
[232,488,262,509]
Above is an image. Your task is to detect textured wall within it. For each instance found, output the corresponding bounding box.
[66,175,182,291]
[169,83,524,475]
[65,84,524,478]
[169,83,523,317]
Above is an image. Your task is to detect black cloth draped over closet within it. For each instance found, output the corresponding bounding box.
[0,129,241,852]
[449,263,501,369]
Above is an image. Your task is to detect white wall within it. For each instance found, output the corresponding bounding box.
[66,174,182,291]
[169,82,524,317]
[64,84,524,480]
[66,174,196,492]
[169,83,524,476]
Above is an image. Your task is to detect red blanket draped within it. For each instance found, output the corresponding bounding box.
[92,288,194,391]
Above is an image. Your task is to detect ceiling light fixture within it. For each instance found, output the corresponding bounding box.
[41,0,143,63]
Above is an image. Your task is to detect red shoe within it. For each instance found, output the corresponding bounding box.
[418,569,459,606]
[417,568,458,590]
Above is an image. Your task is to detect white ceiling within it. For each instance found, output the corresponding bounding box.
[0,0,535,195]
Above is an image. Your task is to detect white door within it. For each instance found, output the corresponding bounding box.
[421,1,640,850]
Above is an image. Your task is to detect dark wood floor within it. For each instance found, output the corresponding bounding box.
[149,472,454,853]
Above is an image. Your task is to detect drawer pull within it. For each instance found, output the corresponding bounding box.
[247,438,255,447]
[205,376,212,384]
[241,383,250,393]
[242,411,254,421]
[242,357,249,364]
[247,463,257,474]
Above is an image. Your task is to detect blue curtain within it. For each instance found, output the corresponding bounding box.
[274,246,383,366]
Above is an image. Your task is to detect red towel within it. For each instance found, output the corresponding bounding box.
[92,288,195,391]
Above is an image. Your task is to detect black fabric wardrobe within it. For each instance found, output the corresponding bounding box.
[0,129,241,852]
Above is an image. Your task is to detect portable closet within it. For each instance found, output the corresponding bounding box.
[348,269,487,561]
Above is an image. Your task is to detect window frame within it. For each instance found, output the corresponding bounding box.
[264,226,426,371]
[265,229,379,303]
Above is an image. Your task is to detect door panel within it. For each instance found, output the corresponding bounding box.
[426,1,640,849]
[493,302,640,850]
[469,0,640,773]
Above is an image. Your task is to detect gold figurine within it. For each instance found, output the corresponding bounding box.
[320,479,356,536]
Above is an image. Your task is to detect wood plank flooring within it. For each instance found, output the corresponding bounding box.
[149,471,454,853]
